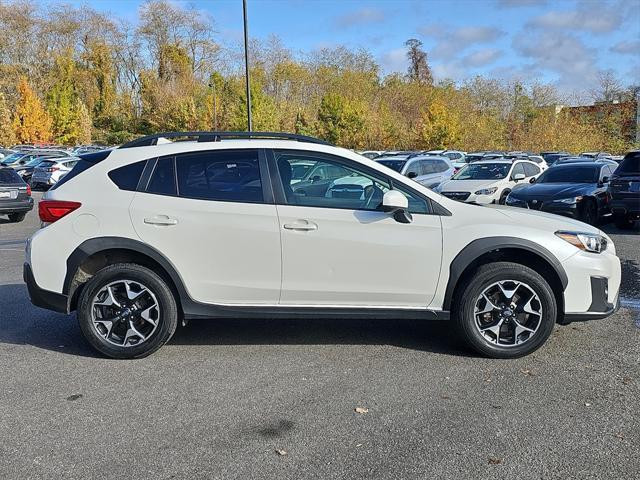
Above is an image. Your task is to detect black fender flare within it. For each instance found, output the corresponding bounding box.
[442,236,568,311]
[64,236,190,301]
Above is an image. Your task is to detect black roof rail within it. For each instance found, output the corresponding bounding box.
[119,131,333,149]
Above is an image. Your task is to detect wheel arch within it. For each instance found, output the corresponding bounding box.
[64,237,188,314]
[443,237,568,318]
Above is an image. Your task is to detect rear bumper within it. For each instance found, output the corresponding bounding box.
[23,263,68,314]
[0,198,33,214]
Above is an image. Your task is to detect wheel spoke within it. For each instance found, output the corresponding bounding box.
[522,296,540,316]
[94,286,121,308]
[139,306,157,326]
[94,318,114,338]
[123,321,146,346]
[480,319,504,343]
[477,294,501,315]
[124,281,146,301]
[497,281,520,301]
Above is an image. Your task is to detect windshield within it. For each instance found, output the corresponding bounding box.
[24,156,49,167]
[0,152,27,165]
[377,159,406,172]
[538,166,598,183]
[452,163,510,180]
[615,152,640,175]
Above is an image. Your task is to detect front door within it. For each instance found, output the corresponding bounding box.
[272,150,443,308]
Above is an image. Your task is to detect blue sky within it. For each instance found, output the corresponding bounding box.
[62,0,639,94]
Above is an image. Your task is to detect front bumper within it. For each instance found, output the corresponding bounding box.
[611,198,640,218]
[0,197,34,214]
[563,276,620,322]
[24,263,69,313]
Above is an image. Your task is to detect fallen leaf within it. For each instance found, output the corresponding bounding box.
[520,369,534,376]
[275,449,287,456]
[614,432,624,440]
[584,402,592,407]
[355,407,369,414]
[440,395,451,400]
[488,457,503,465]
[356,443,363,447]
[66,394,83,401]
[622,377,632,385]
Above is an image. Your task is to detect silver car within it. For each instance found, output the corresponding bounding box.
[31,157,80,189]
[376,155,455,189]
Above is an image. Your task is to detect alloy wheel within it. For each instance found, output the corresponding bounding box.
[473,280,543,347]
[90,280,160,347]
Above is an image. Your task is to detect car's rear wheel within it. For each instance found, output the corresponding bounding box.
[498,190,510,205]
[581,199,598,225]
[8,212,26,222]
[453,262,557,358]
[77,263,178,359]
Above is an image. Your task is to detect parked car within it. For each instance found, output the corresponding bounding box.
[0,166,33,222]
[505,162,616,225]
[358,150,384,159]
[0,148,15,160]
[581,152,612,159]
[609,151,640,229]
[554,156,618,168]
[72,145,107,156]
[30,157,80,189]
[377,155,455,189]
[540,152,571,165]
[13,155,55,183]
[1,149,70,168]
[436,159,542,204]
[24,132,620,360]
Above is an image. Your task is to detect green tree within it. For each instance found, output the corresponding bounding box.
[418,99,461,149]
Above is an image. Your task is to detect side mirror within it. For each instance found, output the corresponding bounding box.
[311,175,321,183]
[602,176,610,183]
[529,177,536,184]
[381,190,412,224]
[513,173,525,182]
[407,171,418,179]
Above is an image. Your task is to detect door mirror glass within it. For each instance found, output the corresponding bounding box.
[407,171,418,179]
[513,173,526,181]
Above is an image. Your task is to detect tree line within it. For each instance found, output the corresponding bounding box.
[0,0,637,153]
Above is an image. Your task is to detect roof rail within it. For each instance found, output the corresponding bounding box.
[119,131,333,149]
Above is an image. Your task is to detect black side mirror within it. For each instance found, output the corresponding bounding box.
[529,177,536,184]
[407,171,418,179]
[311,175,321,183]
[602,176,609,183]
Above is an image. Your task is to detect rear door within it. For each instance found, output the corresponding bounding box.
[129,149,281,305]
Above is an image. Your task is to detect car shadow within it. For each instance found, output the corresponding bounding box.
[0,283,471,358]
[601,223,639,236]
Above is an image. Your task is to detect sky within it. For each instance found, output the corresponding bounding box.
[61,0,640,95]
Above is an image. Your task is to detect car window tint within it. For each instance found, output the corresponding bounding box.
[615,152,640,175]
[0,168,21,183]
[275,151,428,214]
[176,150,263,203]
[523,163,540,177]
[147,157,177,195]
[108,161,146,191]
[511,163,526,178]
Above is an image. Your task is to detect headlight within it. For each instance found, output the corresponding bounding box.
[505,195,524,205]
[556,196,583,204]
[475,187,497,195]
[555,231,607,253]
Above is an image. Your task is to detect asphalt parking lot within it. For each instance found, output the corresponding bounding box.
[0,192,638,480]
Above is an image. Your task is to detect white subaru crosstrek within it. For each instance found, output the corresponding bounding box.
[24,132,621,359]
[436,159,542,204]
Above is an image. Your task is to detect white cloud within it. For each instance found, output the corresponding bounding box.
[334,7,385,28]
[528,3,623,33]
[461,49,503,67]
[380,48,408,73]
[610,40,640,55]
[418,25,505,58]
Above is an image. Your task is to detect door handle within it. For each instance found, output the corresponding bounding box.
[283,220,318,231]
[144,215,178,226]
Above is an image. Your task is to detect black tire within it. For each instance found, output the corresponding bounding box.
[452,261,557,359]
[77,263,178,359]
[498,190,510,205]
[581,199,598,225]
[614,214,636,230]
[8,212,26,222]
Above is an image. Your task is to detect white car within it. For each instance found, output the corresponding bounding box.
[25,132,620,360]
[376,155,455,189]
[436,159,542,204]
[30,157,80,189]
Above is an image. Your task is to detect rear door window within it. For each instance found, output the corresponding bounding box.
[511,163,526,178]
[175,150,263,203]
[523,163,540,177]
[147,157,177,195]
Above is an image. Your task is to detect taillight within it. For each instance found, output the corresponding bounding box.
[38,200,81,223]
[26,184,31,196]
[47,166,59,172]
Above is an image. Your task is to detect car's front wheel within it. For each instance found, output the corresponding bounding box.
[77,263,178,359]
[453,262,557,358]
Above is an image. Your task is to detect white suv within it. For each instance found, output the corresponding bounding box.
[24,132,621,359]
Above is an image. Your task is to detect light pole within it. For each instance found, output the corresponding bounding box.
[243,0,252,132]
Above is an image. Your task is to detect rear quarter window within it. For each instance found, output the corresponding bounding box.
[108,161,146,191]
